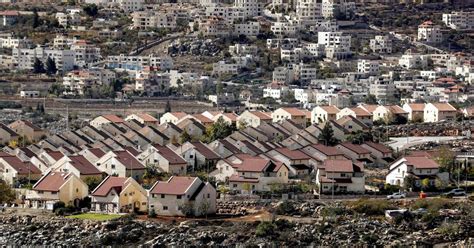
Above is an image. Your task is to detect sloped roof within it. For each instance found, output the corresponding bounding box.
[137,113,158,122]
[323,159,354,172]
[220,139,241,154]
[191,142,220,160]
[33,172,71,192]
[150,176,196,195]
[352,107,372,116]
[280,107,306,116]
[319,105,340,114]
[0,123,18,136]
[340,142,371,154]
[388,105,408,115]
[153,145,186,164]
[432,103,456,112]
[88,148,105,158]
[364,141,391,154]
[102,114,124,123]
[91,176,128,197]
[1,156,41,175]
[250,111,272,120]
[68,155,102,175]
[113,150,144,170]
[407,103,425,112]
[44,149,64,161]
[405,156,439,169]
[192,114,214,124]
[272,147,310,160]
[310,144,343,156]
[228,174,259,183]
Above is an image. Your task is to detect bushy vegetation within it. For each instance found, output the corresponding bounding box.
[275,201,296,215]
[348,198,392,216]
[255,221,277,237]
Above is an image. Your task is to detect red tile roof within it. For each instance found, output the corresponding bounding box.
[88,148,105,158]
[405,156,439,169]
[137,113,158,122]
[320,105,341,114]
[364,141,392,154]
[68,155,102,175]
[310,144,343,156]
[340,142,371,154]
[113,150,145,170]
[0,156,41,175]
[387,105,407,115]
[150,176,197,195]
[351,107,372,116]
[91,176,128,197]
[250,111,272,120]
[152,145,186,164]
[192,114,214,124]
[191,142,220,160]
[323,159,354,172]
[407,103,425,112]
[228,175,259,183]
[44,149,64,161]
[273,147,310,160]
[124,146,140,156]
[102,114,124,123]
[431,103,456,112]
[33,172,72,192]
[280,107,306,116]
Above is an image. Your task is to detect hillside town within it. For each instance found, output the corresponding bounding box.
[0,0,473,246]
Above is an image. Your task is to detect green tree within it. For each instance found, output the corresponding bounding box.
[203,117,233,143]
[32,10,40,28]
[242,183,252,195]
[403,174,416,191]
[364,94,378,104]
[32,58,45,74]
[83,4,98,17]
[318,122,339,146]
[179,130,192,144]
[435,146,455,173]
[217,185,229,200]
[421,178,430,190]
[0,180,16,204]
[84,177,102,192]
[45,57,57,75]
[164,100,171,113]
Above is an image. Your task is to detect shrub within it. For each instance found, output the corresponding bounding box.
[412,198,452,212]
[437,222,460,236]
[255,221,277,237]
[53,201,65,212]
[349,198,391,216]
[320,206,347,218]
[148,208,157,218]
[275,201,295,215]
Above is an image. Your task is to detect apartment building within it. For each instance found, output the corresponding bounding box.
[357,60,379,76]
[418,21,443,44]
[234,0,263,18]
[132,10,182,30]
[318,32,351,59]
[12,47,75,72]
[0,35,31,49]
[106,54,173,71]
[442,12,473,30]
[233,22,260,36]
[369,76,397,104]
[295,0,322,27]
[369,35,392,54]
[63,69,116,95]
[135,67,170,96]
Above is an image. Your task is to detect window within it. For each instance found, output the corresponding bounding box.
[51,192,57,195]
[161,194,165,198]
[111,164,116,169]
[142,202,146,206]
[163,206,168,210]
[341,173,346,177]
[233,184,237,188]
[177,195,182,199]
[207,193,210,198]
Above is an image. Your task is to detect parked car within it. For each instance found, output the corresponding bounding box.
[443,189,467,197]
[387,192,406,199]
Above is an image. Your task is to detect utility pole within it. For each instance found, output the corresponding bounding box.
[66,104,69,131]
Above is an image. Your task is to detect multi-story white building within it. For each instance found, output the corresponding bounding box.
[0,35,31,49]
[271,19,298,37]
[234,0,263,18]
[199,16,229,36]
[418,21,443,44]
[263,83,289,100]
[233,22,260,36]
[106,54,173,71]
[357,60,379,76]
[318,31,351,59]
[369,35,392,54]
[294,62,317,83]
[131,10,188,30]
[399,53,429,69]
[229,44,258,57]
[369,76,396,104]
[12,47,76,72]
[273,66,294,84]
[56,11,80,28]
[321,0,355,19]
[309,19,338,32]
[293,88,314,104]
[116,0,145,12]
[212,61,240,76]
[63,69,116,95]
[442,12,474,30]
[295,0,322,27]
[71,40,101,66]
[135,67,170,96]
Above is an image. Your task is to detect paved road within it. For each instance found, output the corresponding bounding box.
[387,136,465,151]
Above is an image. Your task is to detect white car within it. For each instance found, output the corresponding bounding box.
[387,192,406,199]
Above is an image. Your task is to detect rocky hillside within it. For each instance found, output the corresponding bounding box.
[0,199,473,247]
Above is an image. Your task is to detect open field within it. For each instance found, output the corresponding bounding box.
[66,213,122,221]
